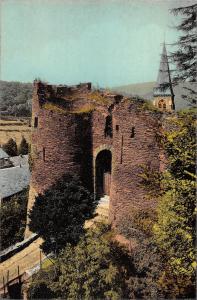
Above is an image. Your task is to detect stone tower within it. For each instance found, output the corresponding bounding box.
[25,80,164,238]
[153,43,175,111]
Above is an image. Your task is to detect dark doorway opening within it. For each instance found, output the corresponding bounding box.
[96,150,112,199]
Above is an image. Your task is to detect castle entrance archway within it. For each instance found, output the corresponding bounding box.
[95,149,112,199]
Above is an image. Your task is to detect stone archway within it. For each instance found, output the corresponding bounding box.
[93,145,112,199]
[95,150,112,198]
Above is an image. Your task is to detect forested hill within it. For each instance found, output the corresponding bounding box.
[0,81,33,117]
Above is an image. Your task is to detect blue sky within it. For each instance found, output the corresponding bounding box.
[0,0,194,87]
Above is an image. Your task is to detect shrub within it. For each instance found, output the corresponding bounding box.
[29,174,98,254]
[2,138,17,156]
[1,188,28,250]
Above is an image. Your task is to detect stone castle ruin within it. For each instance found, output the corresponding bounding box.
[25,80,166,237]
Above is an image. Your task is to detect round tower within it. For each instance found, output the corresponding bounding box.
[25,81,93,238]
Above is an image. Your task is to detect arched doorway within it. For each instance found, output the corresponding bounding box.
[95,150,112,199]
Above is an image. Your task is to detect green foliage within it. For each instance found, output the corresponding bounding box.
[2,138,18,156]
[140,100,160,112]
[171,4,197,82]
[28,223,131,300]
[164,112,196,179]
[28,265,59,299]
[0,188,28,250]
[0,80,32,116]
[170,5,197,105]
[18,136,29,155]
[153,111,196,297]
[29,174,98,254]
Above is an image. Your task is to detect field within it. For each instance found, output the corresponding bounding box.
[0,118,31,146]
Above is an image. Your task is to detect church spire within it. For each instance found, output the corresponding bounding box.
[153,43,175,111]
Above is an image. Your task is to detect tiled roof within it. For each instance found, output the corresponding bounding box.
[0,165,30,199]
[0,148,9,159]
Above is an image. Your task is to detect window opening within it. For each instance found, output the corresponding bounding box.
[130,127,135,138]
[104,115,113,138]
[34,117,38,128]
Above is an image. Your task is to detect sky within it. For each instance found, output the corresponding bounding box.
[0,0,195,88]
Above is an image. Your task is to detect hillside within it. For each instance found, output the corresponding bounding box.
[0,81,33,117]
[112,81,196,111]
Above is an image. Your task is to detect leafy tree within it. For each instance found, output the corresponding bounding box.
[28,223,131,300]
[153,110,196,298]
[18,136,29,155]
[2,138,17,156]
[28,267,58,299]
[1,188,28,250]
[170,4,197,105]
[29,174,98,254]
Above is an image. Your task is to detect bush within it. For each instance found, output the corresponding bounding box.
[28,223,131,300]
[2,138,17,156]
[29,174,98,254]
[1,188,28,250]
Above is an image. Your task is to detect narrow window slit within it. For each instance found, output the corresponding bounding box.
[34,117,38,128]
[104,115,113,138]
[130,127,135,138]
[43,147,46,161]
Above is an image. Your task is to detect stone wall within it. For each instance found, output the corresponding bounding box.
[110,100,161,223]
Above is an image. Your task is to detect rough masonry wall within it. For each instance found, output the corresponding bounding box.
[110,100,161,224]
[26,86,93,238]
[30,82,93,195]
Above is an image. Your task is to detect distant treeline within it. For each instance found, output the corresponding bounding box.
[0,81,33,117]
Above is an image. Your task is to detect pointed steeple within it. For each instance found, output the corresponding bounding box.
[153,43,175,111]
[154,43,174,96]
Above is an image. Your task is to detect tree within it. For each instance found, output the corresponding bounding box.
[29,174,98,254]
[1,188,28,250]
[153,110,196,298]
[28,223,131,300]
[170,4,197,105]
[18,136,29,155]
[2,138,17,156]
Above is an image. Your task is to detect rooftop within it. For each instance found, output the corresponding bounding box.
[0,165,30,199]
[153,43,174,97]
[0,148,9,159]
